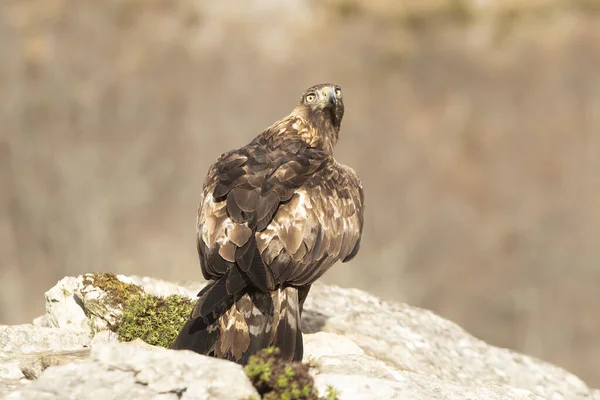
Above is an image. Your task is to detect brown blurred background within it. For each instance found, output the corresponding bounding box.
[1,0,599,387]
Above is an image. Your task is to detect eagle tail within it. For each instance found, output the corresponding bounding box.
[170,286,303,364]
[267,286,304,362]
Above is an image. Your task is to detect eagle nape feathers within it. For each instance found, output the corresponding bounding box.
[170,83,364,364]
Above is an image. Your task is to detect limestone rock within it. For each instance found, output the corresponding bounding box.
[0,324,92,396]
[44,275,114,336]
[303,331,364,359]
[90,330,120,347]
[31,315,49,328]
[0,324,90,353]
[0,355,24,383]
[302,283,595,400]
[313,373,542,400]
[6,341,259,400]
[0,378,28,398]
[118,275,198,299]
[0,352,28,393]
[305,332,542,399]
[19,349,91,380]
[3,275,599,399]
[44,274,197,338]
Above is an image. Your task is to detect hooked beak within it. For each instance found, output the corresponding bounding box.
[320,87,337,109]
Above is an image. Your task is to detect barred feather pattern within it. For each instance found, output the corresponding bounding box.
[172,285,302,364]
[170,83,363,364]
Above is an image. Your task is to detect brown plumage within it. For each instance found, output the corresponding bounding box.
[170,83,364,364]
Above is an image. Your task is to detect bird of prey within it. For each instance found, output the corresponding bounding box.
[171,83,364,364]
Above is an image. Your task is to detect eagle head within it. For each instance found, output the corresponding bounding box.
[296,83,344,132]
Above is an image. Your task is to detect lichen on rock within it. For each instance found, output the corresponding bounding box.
[81,273,194,348]
[81,273,144,310]
[44,273,195,347]
[78,272,145,334]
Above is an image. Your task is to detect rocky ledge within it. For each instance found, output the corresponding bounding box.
[0,273,598,400]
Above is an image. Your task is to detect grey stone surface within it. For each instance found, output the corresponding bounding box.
[89,330,119,347]
[305,332,542,400]
[31,315,49,328]
[0,324,91,397]
[314,373,543,400]
[303,331,364,359]
[0,378,29,398]
[119,275,197,299]
[44,275,197,338]
[19,349,91,379]
[0,352,29,397]
[44,275,115,336]
[6,341,259,400]
[0,324,90,353]
[302,283,596,400]
[0,354,24,382]
[2,275,599,399]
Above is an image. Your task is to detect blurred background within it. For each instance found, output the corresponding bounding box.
[1,0,599,386]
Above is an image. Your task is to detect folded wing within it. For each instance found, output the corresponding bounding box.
[196,139,364,316]
[257,160,364,287]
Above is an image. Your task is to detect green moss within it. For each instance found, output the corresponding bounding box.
[83,272,144,308]
[323,386,340,400]
[82,272,194,348]
[244,347,340,400]
[116,293,194,348]
[275,365,293,388]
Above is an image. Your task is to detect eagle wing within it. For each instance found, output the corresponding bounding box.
[257,158,364,287]
[195,139,364,316]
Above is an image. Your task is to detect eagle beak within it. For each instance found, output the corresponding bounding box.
[321,87,337,108]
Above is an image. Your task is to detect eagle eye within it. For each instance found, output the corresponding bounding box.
[335,88,342,97]
[305,93,316,103]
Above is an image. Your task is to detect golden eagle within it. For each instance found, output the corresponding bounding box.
[171,83,364,363]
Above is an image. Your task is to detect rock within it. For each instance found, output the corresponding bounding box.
[19,349,91,380]
[313,373,542,400]
[6,341,259,400]
[45,275,134,336]
[305,333,542,399]
[0,324,92,396]
[306,348,401,382]
[0,325,90,353]
[44,274,197,338]
[0,355,25,382]
[303,332,364,359]
[44,275,105,335]
[31,316,49,328]
[118,275,198,299]
[302,283,595,400]
[3,275,599,399]
[0,378,28,398]
[90,330,119,347]
[0,352,28,393]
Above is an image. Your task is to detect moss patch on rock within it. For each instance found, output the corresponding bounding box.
[244,347,339,400]
[82,273,144,309]
[116,293,194,348]
[82,272,194,347]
